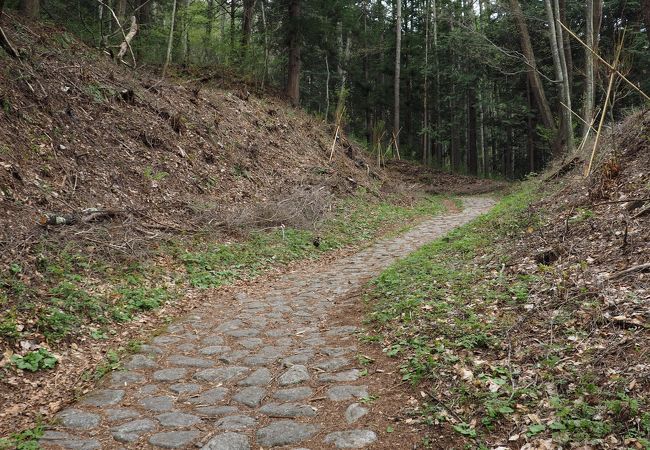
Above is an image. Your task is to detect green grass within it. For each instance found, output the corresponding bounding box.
[1,192,447,350]
[0,424,44,450]
[365,182,649,446]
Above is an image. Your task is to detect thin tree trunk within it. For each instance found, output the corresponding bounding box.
[180,0,190,64]
[544,0,570,154]
[260,0,269,86]
[527,77,535,173]
[162,0,177,77]
[393,0,402,145]
[433,0,441,166]
[583,0,595,138]
[559,0,573,94]
[478,90,485,175]
[554,0,573,151]
[508,0,556,136]
[230,0,236,61]
[467,87,478,175]
[325,54,330,121]
[241,0,256,54]
[286,0,301,106]
[204,0,214,62]
[423,0,430,165]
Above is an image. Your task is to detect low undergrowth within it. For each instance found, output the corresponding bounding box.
[366,184,650,449]
[0,192,446,369]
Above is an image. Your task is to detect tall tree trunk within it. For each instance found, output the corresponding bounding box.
[20,0,39,18]
[554,0,573,151]
[393,0,402,145]
[162,0,178,77]
[527,77,535,173]
[204,0,214,62]
[230,0,237,61]
[422,0,430,165]
[286,0,301,106]
[508,0,556,137]
[180,0,190,64]
[433,0,441,166]
[467,87,478,175]
[559,0,573,95]
[583,0,595,137]
[116,0,127,25]
[544,0,571,154]
[241,0,256,54]
[260,0,269,86]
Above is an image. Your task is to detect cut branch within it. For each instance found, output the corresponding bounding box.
[116,15,138,63]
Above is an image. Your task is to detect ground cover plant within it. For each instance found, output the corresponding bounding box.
[366,181,649,449]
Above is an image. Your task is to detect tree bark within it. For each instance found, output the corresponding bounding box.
[230,0,237,61]
[583,0,595,137]
[180,0,190,64]
[544,0,571,154]
[20,0,39,18]
[241,0,256,53]
[204,0,214,62]
[162,0,178,77]
[116,0,127,25]
[507,0,556,135]
[467,87,478,175]
[393,0,402,146]
[422,0,430,165]
[554,0,573,151]
[286,0,301,106]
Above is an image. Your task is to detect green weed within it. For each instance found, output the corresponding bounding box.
[11,348,58,372]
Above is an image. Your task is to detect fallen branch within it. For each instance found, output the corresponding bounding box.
[39,209,122,226]
[610,263,650,280]
[0,25,18,58]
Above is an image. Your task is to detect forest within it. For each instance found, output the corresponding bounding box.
[2,0,649,178]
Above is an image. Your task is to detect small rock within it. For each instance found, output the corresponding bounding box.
[149,431,201,448]
[169,383,201,394]
[215,415,257,430]
[237,337,263,349]
[313,357,351,372]
[218,350,250,364]
[111,419,157,443]
[326,385,368,401]
[259,403,317,418]
[139,396,175,412]
[187,387,229,405]
[256,420,318,447]
[154,368,188,382]
[156,412,201,427]
[124,354,158,370]
[279,365,310,385]
[233,387,267,407]
[238,368,272,386]
[104,408,140,422]
[109,371,145,387]
[324,430,377,448]
[194,406,239,418]
[80,389,124,407]
[201,432,250,450]
[318,369,361,383]
[273,387,313,402]
[194,367,249,382]
[345,403,369,423]
[167,355,213,368]
[57,409,101,430]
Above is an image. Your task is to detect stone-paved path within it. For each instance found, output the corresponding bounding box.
[40,197,494,450]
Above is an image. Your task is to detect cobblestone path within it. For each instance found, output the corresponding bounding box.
[40,197,494,450]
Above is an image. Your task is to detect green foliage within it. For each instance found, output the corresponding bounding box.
[11,348,58,372]
[0,424,44,450]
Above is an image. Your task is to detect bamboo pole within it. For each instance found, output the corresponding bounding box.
[560,101,597,134]
[584,34,625,177]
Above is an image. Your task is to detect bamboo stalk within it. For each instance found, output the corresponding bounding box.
[560,101,597,134]
[584,34,625,177]
[329,125,340,162]
[559,21,650,102]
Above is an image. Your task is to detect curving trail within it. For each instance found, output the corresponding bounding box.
[40,197,495,450]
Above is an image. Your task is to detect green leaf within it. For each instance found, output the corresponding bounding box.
[527,423,546,436]
[453,423,477,437]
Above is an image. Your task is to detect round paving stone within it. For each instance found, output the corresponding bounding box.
[104,408,140,422]
[318,369,361,383]
[345,403,369,424]
[57,409,101,430]
[238,368,272,386]
[232,387,267,408]
[272,387,313,402]
[259,403,317,418]
[215,415,257,430]
[139,396,175,412]
[313,357,351,372]
[187,387,229,405]
[80,389,124,407]
[169,383,201,395]
[39,431,101,450]
[256,420,318,447]
[124,354,158,370]
[200,346,231,355]
[278,365,310,385]
[109,371,145,387]
[326,385,368,401]
[153,367,187,381]
[168,355,214,368]
[194,367,249,382]
[323,430,377,448]
[195,406,239,418]
[201,432,250,450]
[156,412,202,428]
[149,431,201,448]
[111,419,157,443]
